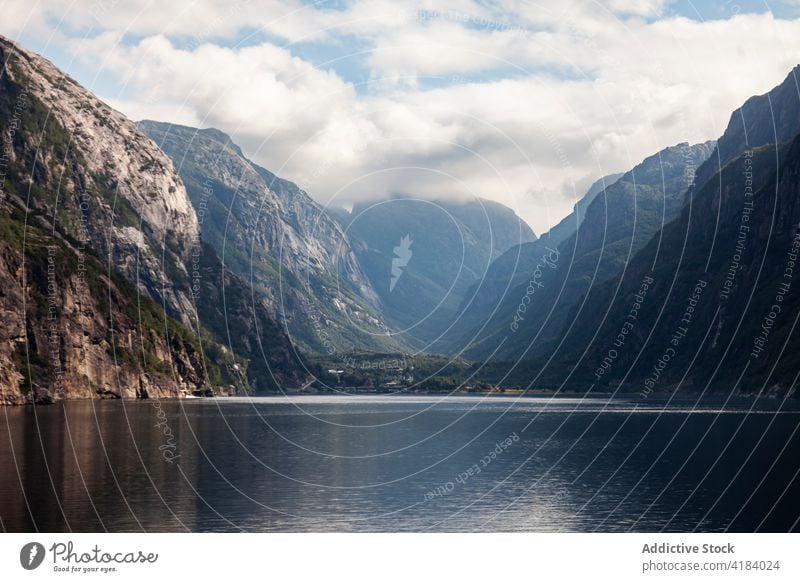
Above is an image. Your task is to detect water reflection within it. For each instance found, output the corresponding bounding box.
[1,396,799,532]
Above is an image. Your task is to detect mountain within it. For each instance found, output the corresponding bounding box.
[0,35,305,402]
[138,121,403,354]
[1,38,200,324]
[692,65,800,194]
[505,66,800,394]
[545,172,625,249]
[438,172,624,351]
[449,141,715,361]
[335,196,536,348]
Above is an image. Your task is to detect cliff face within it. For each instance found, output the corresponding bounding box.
[1,36,199,325]
[0,35,306,402]
[0,211,211,405]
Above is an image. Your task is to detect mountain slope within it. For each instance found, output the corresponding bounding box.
[546,172,625,249]
[0,205,216,404]
[692,65,800,195]
[336,196,536,348]
[515,135,800,394]
[453,141,714,361]
[437,172,624,353]
[138,121,403,354]
[506,67,800,394]
[1,36,200,325]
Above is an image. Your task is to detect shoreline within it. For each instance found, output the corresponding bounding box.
[2,389,792,406]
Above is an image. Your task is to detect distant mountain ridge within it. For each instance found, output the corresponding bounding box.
[437,171,625,351]
[692,65,800,195]
[545,172,624,249]
[333,195,536,348]
[140,119,539,354]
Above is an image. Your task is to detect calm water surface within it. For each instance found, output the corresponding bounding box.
[1,395,799,532]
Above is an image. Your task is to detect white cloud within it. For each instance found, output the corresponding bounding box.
[2,1,799,235]
[602,0,669,17]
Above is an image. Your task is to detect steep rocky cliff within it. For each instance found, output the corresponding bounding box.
[0,205,214,404]
[0,35,306,402]
[0,36,200,325]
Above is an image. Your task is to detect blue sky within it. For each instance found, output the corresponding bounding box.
[2,0,799,233]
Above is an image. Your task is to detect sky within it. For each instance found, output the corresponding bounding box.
[2,0,800,235]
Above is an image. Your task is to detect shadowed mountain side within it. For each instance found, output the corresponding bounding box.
[444,142,714,361]
[334,196,536,348]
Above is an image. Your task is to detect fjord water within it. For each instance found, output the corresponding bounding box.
[1,396,799,532]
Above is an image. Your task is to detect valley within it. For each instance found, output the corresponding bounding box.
[1,35,799,403]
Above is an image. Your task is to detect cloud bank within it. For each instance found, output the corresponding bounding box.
[2,0,799,234]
